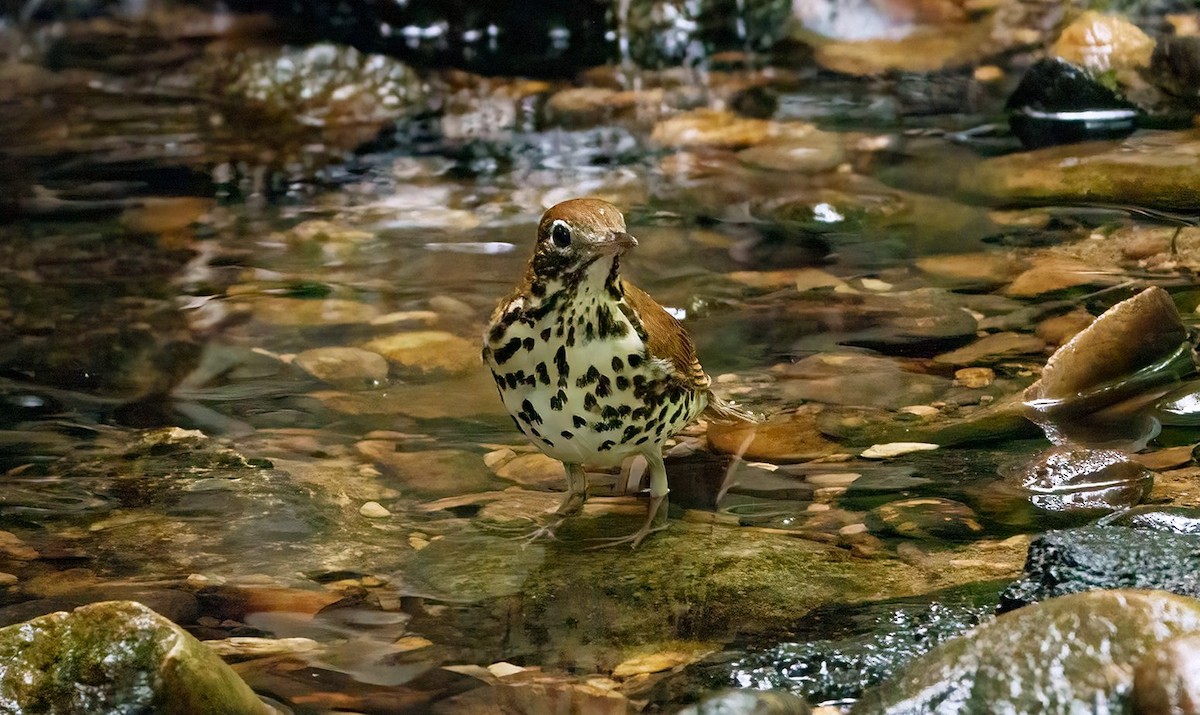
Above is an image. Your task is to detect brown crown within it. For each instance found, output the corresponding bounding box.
[536,198,627,243]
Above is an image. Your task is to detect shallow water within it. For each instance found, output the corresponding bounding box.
[2,7,1200,713]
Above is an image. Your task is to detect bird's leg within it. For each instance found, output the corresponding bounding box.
[587,450,670,550]
[518,462,588,544]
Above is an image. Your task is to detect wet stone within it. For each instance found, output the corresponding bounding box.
[997,446,1153,516]
[0,601,267,714]
[1000,525,1200,610]
[361,331,479,376]
[677,689,812,715]
[737,136,846,173]
[707,587,998,705]
[1099,505,1200,534]
[867,498,984,541]
[962,131,1200,210]
[651,110,817,150]
[1133,633,1200,715]
[933,332,1045,366]
[492,452,566,490]
[855,590,1200,715]
[354,444,498,498]
[294,347,389,384]
[708,409,838,462]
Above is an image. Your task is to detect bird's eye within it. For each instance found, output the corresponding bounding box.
[551,222,572,248]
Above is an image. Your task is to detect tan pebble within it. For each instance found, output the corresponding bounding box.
[487,662,526,678]
[393,635,433,652]
[899,405,940,418]
[716,373,740,384]
[806,472,861,487]
[813,486,847,501]
[806,503,831,512]
[483,448,517,470]
[0,573,17,587]
[360,501,391,518]
[861,442,939,459]
[370,310,439,327]
[955,367,995,388]
[838,523,868,536]
[409,535,430,550]
[973,65,1003,82]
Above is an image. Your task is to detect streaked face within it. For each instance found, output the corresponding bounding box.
[531,199,637,281]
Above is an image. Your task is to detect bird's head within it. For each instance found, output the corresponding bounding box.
[529,198,638,283]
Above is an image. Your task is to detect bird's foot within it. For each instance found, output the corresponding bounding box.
[585,494,668,550]
[584,521,669,550]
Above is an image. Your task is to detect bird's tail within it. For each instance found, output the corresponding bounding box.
[703,392,760,424]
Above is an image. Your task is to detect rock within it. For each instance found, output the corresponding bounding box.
[812,21,995,75]
[997,446,1153,516]
[962,131,1200,210]
[702,585,998,704]
[354,444,498,498]
[707,409,838,461]
[247,297,381,326]
[776,353,951,410]
[1132,444,1195,470]
[999,525,1200,610]
[208,42,426,133]
[1005,57,1139,148]
[361,331,479,375]
[1052,11,1155,74]
[737,136,846,173]
[0,530,39,560]
[0,600,269,714]
[1099,505,1200,534]
[868,498,983,541]
[612,647,712,678]
[1028,286,1189,403]
[854,590,1200,715]
[492,452,566,490]
[1132,632,1200,715]
[359,501,391,518]
[651,110,817,150]
[120,197,214,236]
[933,332,1045,366]
[294,347,389,384]
[0,573,16,587]
[915,252,1025,290]
[312,371,508,419]
[678,689,812,715]
[1151,35,1200,99]
[204,636,321,663]
[1003,257,1110,296]
[860,443,939,459]
[1035,309,1094,346]
[954,367,994,389]
[433,670,631,715]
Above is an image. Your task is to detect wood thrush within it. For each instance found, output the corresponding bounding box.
[482,198,750,547]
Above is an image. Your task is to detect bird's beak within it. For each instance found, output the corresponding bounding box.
[595,231,638,255]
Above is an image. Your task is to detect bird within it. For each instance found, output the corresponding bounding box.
[482,197,751,548]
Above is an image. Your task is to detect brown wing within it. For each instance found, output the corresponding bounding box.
[622,282,711,390]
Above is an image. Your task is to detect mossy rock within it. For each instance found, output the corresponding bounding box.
[0,600,270,714]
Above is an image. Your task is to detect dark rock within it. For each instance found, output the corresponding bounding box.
[1150,36,1200,102]
[1006,58,1138,149]
[854,590,1200,715]
[0,588,199,627]
[999,525,1200,612]
[680,583,998,705]
[1098,505,1200,534]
